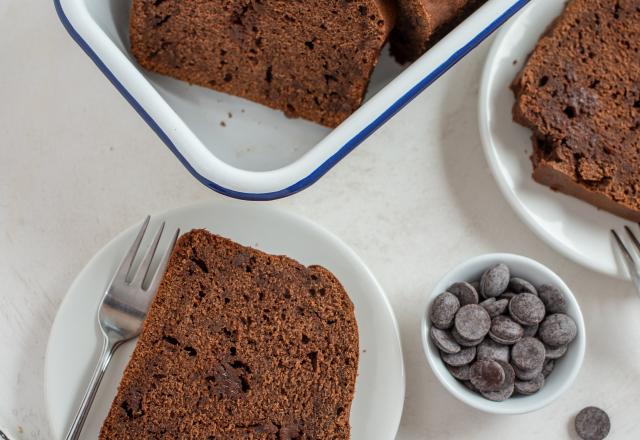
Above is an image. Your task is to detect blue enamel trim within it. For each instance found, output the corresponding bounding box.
[54,0,530,201]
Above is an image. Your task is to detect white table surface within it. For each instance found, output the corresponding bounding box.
[2,1,640,439]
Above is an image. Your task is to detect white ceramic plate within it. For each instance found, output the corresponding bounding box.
[54,0,531,199]
[479,0,631,279]
[45,202,404,439]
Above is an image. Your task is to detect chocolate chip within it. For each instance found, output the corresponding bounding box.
[480,298,509,318]
[470,360,505,392]
[508,277,538,296]
[430,292,460,329]
[433,265,578,402]
[575,407,610,440]
[523,323,539,337]
[430,327,461,354]
[509,293,546,325]
[447,363,472,381]
[512,337,546,371]
[542,359,555,377]
[539,314,577,347]
[480,264,510,298]
[442,346,477,367]
[477,338,510,363]
[463,380,478,392]
[538,284,568,314]
[489,315,524,345]
[481,361,515,401]
[498,292,517,301]
[515,373,545,395]
[452,328,483,347]
[448,282,479,306]
[512,363,544,381]
[544,343,568,359]
[455,305,491,341]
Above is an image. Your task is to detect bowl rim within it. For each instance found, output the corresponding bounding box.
[420,253,586,414]
[53,0,531,201]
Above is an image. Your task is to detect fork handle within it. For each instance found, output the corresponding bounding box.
[65,336,117,440]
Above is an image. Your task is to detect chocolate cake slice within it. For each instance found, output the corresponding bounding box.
[129,0,395,127]
[390,0,487,63]
[100,230,359,439]
[512,0,640,221]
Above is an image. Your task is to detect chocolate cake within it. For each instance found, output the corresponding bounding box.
[512,0,640,221]
[100,230,359,439]
[129,0,396,127]
[390,0,487,63]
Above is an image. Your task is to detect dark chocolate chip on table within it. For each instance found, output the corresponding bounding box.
[508,277,538,296]
[448,282,479,306]
[481,361,515,402]
[539,313,577,347]
[511,337,546,371]
[477,338,510,363]
[538,284,568,314]
[470,360,505,393]
[455,305,491,341]
[442,346,477,367]
[514,373,545,395]
[489,315,524,345]
[430,292,460,329]
[430,327,461,354]
[480,298,509,318]
[480,263,510,298]
[509,293,546,325]
[575,406,610,440]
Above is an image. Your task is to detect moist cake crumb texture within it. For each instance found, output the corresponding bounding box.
[512,0,640,221]
[390,0,487,64]
[100,229,359,439]
[129,0,396,127]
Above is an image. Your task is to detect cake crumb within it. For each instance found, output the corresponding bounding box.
[220,121,226,127]
[228,112,233,118]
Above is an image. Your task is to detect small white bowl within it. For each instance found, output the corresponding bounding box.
[421,253,586,414]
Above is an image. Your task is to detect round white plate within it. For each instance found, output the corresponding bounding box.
[479,0,630,279]
[45,202,405,439]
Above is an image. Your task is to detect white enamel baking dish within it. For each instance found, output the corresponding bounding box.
[55,0,530,200]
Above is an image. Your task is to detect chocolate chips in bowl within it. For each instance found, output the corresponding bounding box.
[422,254,585,414]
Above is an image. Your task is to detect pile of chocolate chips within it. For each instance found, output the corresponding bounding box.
[429,263,578,401]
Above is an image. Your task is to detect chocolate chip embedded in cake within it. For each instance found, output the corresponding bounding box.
[100,229,359,439]
[512,0,640,221]
[390,0,487,64]
[129,0,396,127]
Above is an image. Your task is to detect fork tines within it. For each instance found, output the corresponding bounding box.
[611,223,640,285]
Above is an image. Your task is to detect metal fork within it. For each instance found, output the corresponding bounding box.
[65,216,179,440]
[611,224,640,292]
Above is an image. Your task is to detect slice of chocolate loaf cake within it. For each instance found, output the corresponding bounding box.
[129,0,395,127]
[390,0,487,63]
[100,230,359,439]
[512,0,640,221]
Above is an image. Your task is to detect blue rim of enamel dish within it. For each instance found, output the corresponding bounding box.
[54,0,530,201]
